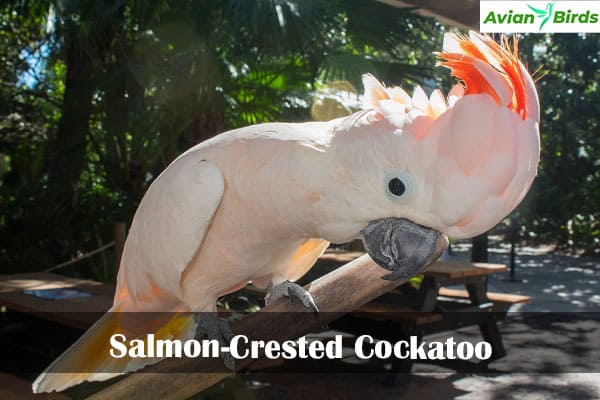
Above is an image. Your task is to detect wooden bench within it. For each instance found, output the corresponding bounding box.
[438,287,530,312]
[351,288,529,327]
[346,286,528,336]
[350,288,528,327]
[0,373,69,400]
[352,302,443,325]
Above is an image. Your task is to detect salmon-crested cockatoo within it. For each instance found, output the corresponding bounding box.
[34,31,540,392]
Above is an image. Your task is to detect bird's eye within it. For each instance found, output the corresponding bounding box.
[388,177,406,197]
[384,169,414,203]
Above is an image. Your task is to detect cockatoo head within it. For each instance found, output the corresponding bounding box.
[318,32,540,279]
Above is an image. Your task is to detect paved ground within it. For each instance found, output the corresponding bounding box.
[449,237,600,312]
[194,238,600,400]
[199,373,600,400]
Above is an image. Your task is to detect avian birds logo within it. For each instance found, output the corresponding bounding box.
[528,2,555,31]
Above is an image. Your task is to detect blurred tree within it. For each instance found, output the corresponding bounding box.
[3,2,598,281]
[517,33,600,253]
[0,0,446,276]
[0,1,62,269]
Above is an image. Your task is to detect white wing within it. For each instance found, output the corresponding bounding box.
[118,153,224,303]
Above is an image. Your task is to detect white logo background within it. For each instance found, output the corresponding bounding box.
[481,1,600,33]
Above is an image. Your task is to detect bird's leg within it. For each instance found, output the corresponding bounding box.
[265,280,319,314]
[194,312,235,371]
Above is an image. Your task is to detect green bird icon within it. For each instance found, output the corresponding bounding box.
[528,2,555,31]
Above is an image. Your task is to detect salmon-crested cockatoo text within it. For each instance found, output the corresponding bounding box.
[34,31,540,393]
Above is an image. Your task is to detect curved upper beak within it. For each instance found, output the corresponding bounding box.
[360,218,449,280]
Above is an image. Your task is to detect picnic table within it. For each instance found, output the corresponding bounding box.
[0,256,528,376]
[415,261,514,360]
[332,258,529,373]
[0,272,113,329]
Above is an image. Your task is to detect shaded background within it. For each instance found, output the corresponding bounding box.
[1,0,599,282]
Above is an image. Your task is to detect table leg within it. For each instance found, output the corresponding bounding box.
[466,279,506,359]
[386,326,421,385]
[385,278,438,384]
[466,278,490,305]
[416,277,440,312]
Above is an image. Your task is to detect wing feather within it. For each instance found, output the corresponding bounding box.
[117,154,224,304]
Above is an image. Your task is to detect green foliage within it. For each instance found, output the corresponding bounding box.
[516,33,600,253]
[2,2,597,279]
[0,1,446,277]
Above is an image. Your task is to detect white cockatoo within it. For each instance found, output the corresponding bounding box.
[34,31,540,392]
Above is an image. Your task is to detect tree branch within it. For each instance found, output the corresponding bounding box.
[86,237,447,400]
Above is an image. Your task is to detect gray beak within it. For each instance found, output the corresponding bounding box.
[360,218,448,280]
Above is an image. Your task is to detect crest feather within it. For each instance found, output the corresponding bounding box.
[438,31,536,121]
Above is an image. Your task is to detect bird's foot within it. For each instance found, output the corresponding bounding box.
[265,280,319,314]
[194,312,235,371]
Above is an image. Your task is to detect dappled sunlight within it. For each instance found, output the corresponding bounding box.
[449,236,600,312]
[2,278,76,290]
[453,373,600,400]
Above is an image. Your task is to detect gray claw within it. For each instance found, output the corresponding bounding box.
[194,313,236,371]
[265,280,319,314]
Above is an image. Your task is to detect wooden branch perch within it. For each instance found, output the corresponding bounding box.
[86,239,447,400]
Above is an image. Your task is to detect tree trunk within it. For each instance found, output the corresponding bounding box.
[47,20,95,207]
[113,222,126,270]
[190,107,225,146]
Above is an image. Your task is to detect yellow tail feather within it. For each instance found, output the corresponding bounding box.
[32,310,196,393]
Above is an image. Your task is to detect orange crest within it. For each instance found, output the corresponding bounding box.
[438,32,531,120]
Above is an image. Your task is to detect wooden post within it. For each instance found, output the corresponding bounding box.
[86,236,448,400]
[471,233,488,263]
[509,215,519,281]
[113,222,126,271]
